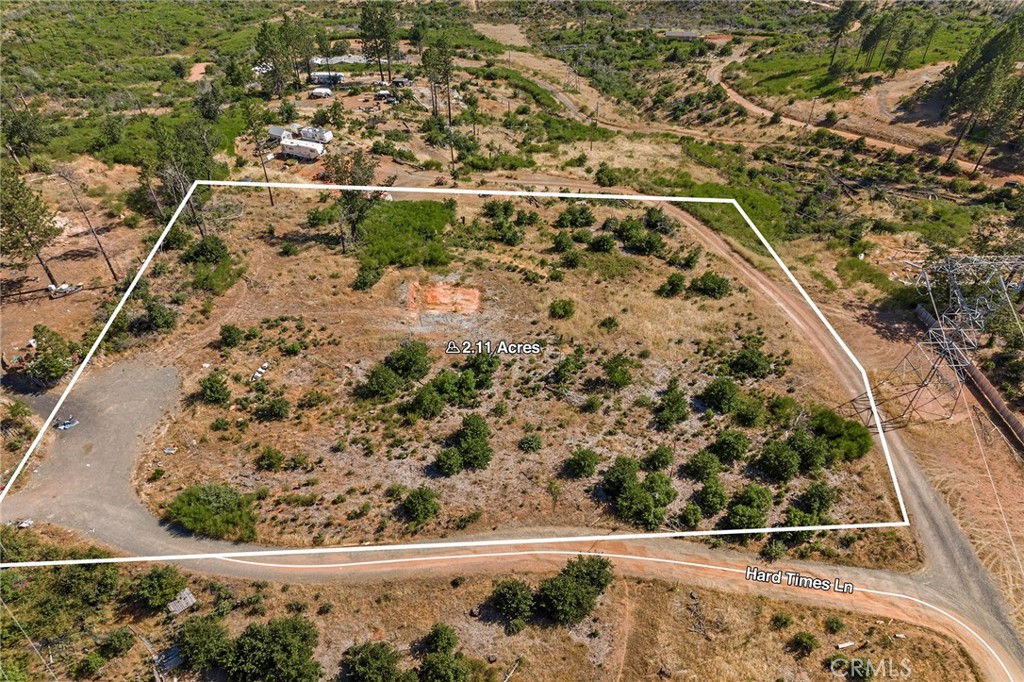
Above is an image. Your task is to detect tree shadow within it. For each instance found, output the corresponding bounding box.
[50,247,99,262]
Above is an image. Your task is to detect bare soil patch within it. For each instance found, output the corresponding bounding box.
[472,22,531,48]
[187,61,211,82]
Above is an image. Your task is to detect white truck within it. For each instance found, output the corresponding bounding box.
[281,139,325,160]
[299,126,334,144]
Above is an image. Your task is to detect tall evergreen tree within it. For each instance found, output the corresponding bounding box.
[827,0,861,67]
[1,163,62,286]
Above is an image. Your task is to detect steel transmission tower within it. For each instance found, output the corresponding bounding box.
[842,255,1024,432]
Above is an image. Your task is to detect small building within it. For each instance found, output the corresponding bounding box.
[267,126,293,142]
[281,139,325,160]
[665,30,702,41]
[300,126,334,144]
[310,71,346,85]
[392,77,411,88]
[310,87,334,99]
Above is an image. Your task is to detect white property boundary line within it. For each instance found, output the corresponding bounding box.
[0,181,910,568]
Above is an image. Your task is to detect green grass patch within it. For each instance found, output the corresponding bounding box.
[581,250,640,279]
[466,66,561,111]
[835,257,896,293]
[354,200,454,289]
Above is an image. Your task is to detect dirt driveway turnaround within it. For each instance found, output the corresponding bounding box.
[1,354,248,557]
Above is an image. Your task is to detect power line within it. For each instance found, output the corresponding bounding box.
[0,596,61,681]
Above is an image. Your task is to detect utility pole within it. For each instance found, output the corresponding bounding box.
[55,165,118,281]
[806,96,820,128]
[255,140,275,207]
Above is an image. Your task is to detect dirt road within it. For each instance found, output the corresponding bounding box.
[706,49,1024,185]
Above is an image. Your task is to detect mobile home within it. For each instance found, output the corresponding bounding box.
[300,126,334,144]
[310,72,346,85]
[281,139,325,160]
[310,87,333,99]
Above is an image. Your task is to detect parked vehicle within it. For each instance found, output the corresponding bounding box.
[310,87,333,99]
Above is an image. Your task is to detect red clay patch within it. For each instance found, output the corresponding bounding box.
[408,282,480,314]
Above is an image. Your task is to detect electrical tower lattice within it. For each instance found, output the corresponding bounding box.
[841,256,1024,432]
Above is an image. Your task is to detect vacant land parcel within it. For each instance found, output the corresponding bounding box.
[10,185,904,560]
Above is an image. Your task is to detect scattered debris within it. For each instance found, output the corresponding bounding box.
[251,361,270,382]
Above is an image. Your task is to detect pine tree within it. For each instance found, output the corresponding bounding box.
[827,1,861,67]
[1,163,62,286]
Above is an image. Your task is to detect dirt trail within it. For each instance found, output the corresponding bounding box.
[708,49,1023,185]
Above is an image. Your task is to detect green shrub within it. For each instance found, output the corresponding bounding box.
[824,616,845,634]
[254,398,290,421]
[24,324,74,384]
[133,565,187,610]
[297,390,331,410]
[99,627,134,659]
[810,408,873,461]
[535,556,613,626]
[178,615,231,671]
[728,348,772,379]
[183,235,230,265]
[383,341,432,382]
[770,611,793,630]
[226,616,322,682]
[653,378,689,430]
[689,271,731,298]
[255,446,284,471]
[732,395,765,426]
[548,298,576,319]
[800,481,837,515]
[655,273,686,298]
[758,441,800,482]
[789,631,820,657]
[679,502,703,529]
[518,433,542,452]
[554,204,596,229]
[423,622,459,656]
[490,577,534,626]
[696,475,727,515]
[450,414,493,470]
[707,429,750,463]
[339,641,402,682]
[643,445,673,471]
[359,364,402,401]
[684,451,721,482]
[434,447,464,477]
[566,447,599,478]
[403,486,440,524]
[700,377,739,413]
[75,651,105,678]
[198,371,231,406]
[165,482,257,541]
[405,385,445,421]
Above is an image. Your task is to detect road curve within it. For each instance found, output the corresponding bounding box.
[706,49,1024,185]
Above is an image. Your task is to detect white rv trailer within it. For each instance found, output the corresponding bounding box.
[280,139,325,160]
[299,126,334,144]
[310,87,333,99]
